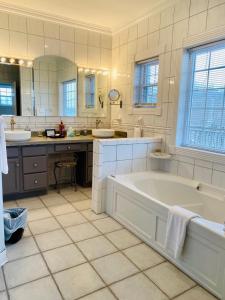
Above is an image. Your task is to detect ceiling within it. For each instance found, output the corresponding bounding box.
[0,0,169,33]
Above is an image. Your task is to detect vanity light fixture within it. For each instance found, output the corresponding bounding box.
[18,59,24,65]
[9,58,15,64]
[0,57,6,63]
[27,61,33,67]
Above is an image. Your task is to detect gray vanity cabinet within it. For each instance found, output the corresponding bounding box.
[3,148,21,195]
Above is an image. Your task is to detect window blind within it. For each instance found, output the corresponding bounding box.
[85,74,95,108]
[62,79,77,116]
[134,59,159,106]
[182,42,225,153]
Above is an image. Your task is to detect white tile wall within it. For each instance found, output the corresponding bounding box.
[0,11,112,130]
[92,137,162,213]
[111,0,225,190]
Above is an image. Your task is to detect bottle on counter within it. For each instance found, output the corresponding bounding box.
[59,121,66,137]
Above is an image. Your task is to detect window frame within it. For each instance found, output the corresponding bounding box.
[180,41,225,154]
[85,74,96,109]
[133,58,159,108]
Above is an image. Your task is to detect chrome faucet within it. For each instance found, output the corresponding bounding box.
[96,119,102,129]
[10,116,16,131]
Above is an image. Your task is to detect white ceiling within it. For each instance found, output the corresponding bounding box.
[0,0,169,32]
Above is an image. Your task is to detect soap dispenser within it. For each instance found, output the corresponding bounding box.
[59,121,66,137]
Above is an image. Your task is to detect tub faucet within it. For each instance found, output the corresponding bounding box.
[96,119,102,129]
[10,116,16,131]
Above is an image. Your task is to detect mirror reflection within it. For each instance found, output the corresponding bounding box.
[33,55,77,117]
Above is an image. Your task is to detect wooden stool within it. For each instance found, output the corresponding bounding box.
[54,156,78,193]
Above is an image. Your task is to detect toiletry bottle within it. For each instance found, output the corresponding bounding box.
[59,121,66,137]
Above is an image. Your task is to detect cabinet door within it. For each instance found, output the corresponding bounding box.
[3,158,20,195]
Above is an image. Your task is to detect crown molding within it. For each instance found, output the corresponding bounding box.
[112,0,176,34]
[0,1,112,34]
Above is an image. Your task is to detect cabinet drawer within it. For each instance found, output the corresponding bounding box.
[7,147,19,158]
[24,172,47,191]
[55,143,87,152]
[88,143,93,151]
[23,156,47,174]
[22,146,47,157]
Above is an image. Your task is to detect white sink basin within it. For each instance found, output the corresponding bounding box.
[92,129,115,138]
[5,130,31,142]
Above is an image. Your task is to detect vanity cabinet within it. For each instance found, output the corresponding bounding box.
[3,141,93,199]
[3,157,21,195]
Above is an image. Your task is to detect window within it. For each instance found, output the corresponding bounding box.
[0,82,16,115]
[85,74,95,108]
[181,42,225,154]
[134,59,159,107]
[62,79,77,116]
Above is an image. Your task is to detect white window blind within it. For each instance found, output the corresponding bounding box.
[62,79,77,116]
[182,42,225,153]
[85,74,95,108]
[134,59,159,107]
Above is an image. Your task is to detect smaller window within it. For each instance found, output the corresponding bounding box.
[62,79,77,116]
[0,82,16,115]
[85,74,95,108]
[134,58,159,107]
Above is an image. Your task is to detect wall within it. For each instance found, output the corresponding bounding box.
[0,10,112,130]
[111,0,225,189]
[92,137,162,213]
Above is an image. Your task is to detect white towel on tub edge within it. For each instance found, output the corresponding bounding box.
[164,205,200,259]
[0,116,8,174]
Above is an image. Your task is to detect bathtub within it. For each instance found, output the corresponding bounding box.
[106,171,225,299]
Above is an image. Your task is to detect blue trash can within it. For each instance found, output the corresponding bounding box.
[3,208,28,244]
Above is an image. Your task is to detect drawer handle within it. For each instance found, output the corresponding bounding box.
[34,179,38,184]
[67,146,71,150]
[16,163,20,167]
[33,163,38,168]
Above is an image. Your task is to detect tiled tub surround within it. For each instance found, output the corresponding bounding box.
[106,171,225,299]
[1,188,217,300]
[110,0,225,190]
[0,10,112,130]
[92,137,161,214]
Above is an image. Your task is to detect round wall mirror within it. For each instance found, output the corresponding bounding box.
[108,89,120,102]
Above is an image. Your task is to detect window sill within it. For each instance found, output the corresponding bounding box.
[128,105,161,115]
[170,145,225,165]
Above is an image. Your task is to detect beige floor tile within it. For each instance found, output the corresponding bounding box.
[29,217,60,235]
[174,286,217,300]
[48,203,76,216]
[35,229,72,251]
[81,209,107,221]
[0,268,5,291]
[111,273,168,300]
[4,254,49,288]
[82,190,92,198]
[123,243,165,270]
[23,227,32,238]
[77,236,117,260]
[56,212,87,227]
[106,229,141,250]
[28,208,51,222]
[17,198,44,210]
[145,262,196,298]
[40,193,67,207]
[6,237,39,261]
[54,263,105,299]
[59,186,77,196]
[3,201,18,208]
[66,223,101,242]
[72,200,91,211]
[64,191,88,202]
[81,288,116,300]
[43,244,86,273]
[9,276,62,300]
[91,252,138,284]
[92,217,123,233]
[0,291,8,300]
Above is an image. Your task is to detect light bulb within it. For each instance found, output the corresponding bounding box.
[0,57,6,63]
[9,58,15,64]
[19,59,24,65]
[27,61,33,67]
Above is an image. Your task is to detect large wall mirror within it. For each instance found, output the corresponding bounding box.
[0,55,110,118]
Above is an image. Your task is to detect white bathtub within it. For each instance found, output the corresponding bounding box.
[106,171,225,299]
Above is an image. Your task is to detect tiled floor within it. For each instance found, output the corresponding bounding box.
[1,187,218,300]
